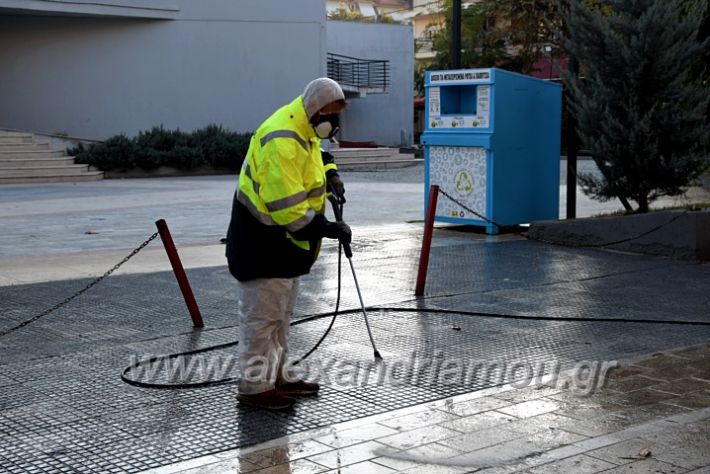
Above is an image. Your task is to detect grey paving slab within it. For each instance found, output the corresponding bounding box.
[0,171,423,258]
[0,233,709,472]
[524,453,618,474]
[2,163,704,259]
[1,168,710,472]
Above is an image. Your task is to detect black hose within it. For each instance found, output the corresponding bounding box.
[293,243,343,365]
[122,189,710,389]
[293,192,348,364]
[121,300,345,390]
[122,194,348,389]
[121,304,710,389]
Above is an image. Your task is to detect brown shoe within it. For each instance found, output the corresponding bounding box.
[238,389,296,410]
[277,380,320,396]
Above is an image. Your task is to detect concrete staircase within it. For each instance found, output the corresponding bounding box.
[331,147,420,171]
[0,131,103,184]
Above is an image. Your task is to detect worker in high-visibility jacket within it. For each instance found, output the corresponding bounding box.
[226,78,351,410]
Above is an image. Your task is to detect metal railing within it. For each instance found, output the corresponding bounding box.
[415,38,434,53]
[327,53,389,93]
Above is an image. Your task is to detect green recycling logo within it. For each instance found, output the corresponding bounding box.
[454,169,474,196]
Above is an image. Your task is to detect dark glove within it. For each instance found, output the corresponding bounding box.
[326,169,345,201]
[323,220,351,245]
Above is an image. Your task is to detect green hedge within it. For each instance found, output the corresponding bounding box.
[69,125,252,172]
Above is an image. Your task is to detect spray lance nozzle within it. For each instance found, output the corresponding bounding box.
[327,183,382,362]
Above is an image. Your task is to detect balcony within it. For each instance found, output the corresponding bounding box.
[327,53,389,97]
[415,38,436,60]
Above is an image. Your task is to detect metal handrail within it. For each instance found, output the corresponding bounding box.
[415,38,435,54]
[327,53,389,92]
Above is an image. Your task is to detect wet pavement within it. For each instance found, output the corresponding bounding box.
[151,345,710,474]
[1,166,709,473]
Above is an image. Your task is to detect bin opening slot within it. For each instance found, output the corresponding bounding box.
[440,85,478,116]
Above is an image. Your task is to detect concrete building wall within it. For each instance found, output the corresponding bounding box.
[0,0,180,19]
[326,20,414,146]
[0,0,325,139]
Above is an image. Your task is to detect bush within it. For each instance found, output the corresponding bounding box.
[192,124,252,170]
[70,125,252,172]
[71,135,137,171]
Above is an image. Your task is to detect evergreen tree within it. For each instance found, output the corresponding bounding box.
[561,0,709,212]
[697,3,710,87]
[697,5,710,155]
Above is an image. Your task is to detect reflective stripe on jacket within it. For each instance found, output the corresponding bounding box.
[239,96,328,248]
[226,95,336,281]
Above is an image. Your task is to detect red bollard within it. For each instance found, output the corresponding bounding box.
[415,185,439,296]
[155,219,205,328]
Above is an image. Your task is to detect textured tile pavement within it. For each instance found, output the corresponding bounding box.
[149,345,710,474]
[1,168,709,473]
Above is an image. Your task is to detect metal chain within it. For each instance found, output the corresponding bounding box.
[437,189,686,249]
[0,232,160,338]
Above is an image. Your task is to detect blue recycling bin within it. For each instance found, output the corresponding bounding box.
[422,68,562,234]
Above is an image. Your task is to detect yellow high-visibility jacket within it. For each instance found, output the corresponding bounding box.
[226,95,337,281]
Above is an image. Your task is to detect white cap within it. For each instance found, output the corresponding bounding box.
[302,78,345,119]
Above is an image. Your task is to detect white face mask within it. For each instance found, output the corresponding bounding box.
[312,114,340,139]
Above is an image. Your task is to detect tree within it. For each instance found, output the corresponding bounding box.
[329,5,366,22]
[414,1,508,95]
[429,0,562,71]
[696,3,710,170]
[696,2,710,87]
[328,2,402,24]
[477,0,562,74]
[560,0,710,212]
[415,0,562,95]
[428,1,509,71]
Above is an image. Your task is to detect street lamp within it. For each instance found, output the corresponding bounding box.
[452,0,461,68]
[544,44,553,80]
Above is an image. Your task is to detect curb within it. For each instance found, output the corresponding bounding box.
[530,210,710,260]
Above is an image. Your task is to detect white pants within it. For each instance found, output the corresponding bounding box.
[237,277,300,394]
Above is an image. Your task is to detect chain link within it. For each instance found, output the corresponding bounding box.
[0,232,160,338]
[437,189,686,249]
[0,195,688,338]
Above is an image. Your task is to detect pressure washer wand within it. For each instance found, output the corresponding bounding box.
[328,189,382,361]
